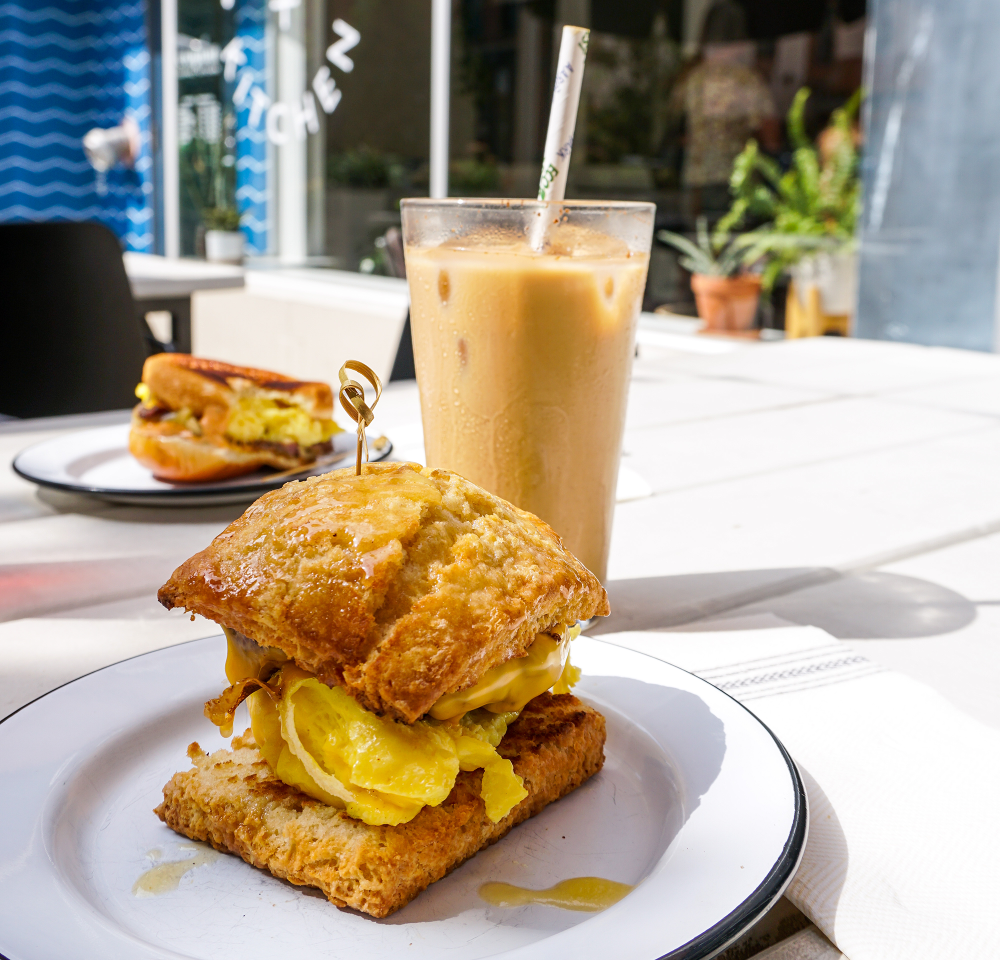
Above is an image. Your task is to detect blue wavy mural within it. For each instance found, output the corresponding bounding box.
[0,1,154,252]
[233,0,267,255]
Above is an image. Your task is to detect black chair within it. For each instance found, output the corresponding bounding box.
[382,227,415,382]
[0,221,151,418]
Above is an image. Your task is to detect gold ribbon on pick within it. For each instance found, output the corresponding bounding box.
[338,360,382,476]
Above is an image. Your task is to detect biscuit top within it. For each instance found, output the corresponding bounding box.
[141,353,333,418]
[158,462,608,723]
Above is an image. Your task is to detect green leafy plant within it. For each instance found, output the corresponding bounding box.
[657,216,747,277]
[449,157,500,192]
[202,206,241,231]
[327,146,404,188]
[719,87,862,290]
[181,136,235,224]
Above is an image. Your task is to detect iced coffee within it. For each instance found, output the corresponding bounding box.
[401,200,654,580]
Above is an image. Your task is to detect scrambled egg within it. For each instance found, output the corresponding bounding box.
[134,383,340,447]
[222,626,581,827]
[246,672,527,825]
[224,395,340,448]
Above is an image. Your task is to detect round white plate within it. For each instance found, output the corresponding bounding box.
[0,635,805,960]
[12,423,393,506]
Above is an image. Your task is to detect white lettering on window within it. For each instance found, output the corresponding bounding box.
[265,102,291,144]
[269,0,301,32]
[232,70,254,107]
[219,37,246,82]
[312,66,342,114]
[327,19,360,73]
[292,91,320,138]
[248,86,272,127]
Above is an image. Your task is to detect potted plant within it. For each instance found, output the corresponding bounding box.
[658,217,762,332]
[203,206,244,264]
[325,146,404,270]
[721,88,861,334]
[179,113,239,261]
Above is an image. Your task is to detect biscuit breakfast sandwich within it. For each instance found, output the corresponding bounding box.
[155,461,609,917]
[130,354,342,482]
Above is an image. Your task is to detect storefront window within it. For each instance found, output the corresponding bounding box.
[175,0,267,257]
[449,0,865,314]
[176,4,235,258]
[173,0,862,309]
[175,0,430,267]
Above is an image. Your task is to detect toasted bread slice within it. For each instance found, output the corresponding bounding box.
[158,463,609,723]
[128,421,318,482]
[141,353,333,419]
[131,354,338,482]
[155,692,605,918]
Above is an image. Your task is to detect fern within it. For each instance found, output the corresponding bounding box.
[714,197,749,241]
[716,87,861,291]
[793,148,821,211]
[787,87,812,152]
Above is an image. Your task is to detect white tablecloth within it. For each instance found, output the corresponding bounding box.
[603,621,1000,960]
[4,336,1000,957]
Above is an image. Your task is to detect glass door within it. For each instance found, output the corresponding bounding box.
[174,0,430,268]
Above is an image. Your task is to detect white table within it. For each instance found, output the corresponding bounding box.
[123,252,245,299]
[4,334,999,957]
[123,253,245,352]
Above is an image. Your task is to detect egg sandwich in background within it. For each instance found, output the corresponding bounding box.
[130,353,342,482]
[155,461,609,917]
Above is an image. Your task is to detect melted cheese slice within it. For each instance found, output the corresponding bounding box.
[224,628,287,684]
[429,623,581,720]
[219,626,579,826]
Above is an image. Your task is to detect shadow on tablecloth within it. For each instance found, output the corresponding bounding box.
[594,568,975,640]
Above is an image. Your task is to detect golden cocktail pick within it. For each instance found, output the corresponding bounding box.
[338,360,382,475]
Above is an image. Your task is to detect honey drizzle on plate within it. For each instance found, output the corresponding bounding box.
[479,877,633,912]
[132,844,220,897]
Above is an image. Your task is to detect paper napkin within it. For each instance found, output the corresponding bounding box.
[598,620,1000,960]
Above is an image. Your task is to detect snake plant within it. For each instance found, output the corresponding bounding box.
[657,216,748,277]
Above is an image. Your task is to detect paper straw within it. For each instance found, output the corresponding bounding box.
[537,25,589,203]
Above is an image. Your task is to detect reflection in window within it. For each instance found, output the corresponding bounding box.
[177,3,242,256]
[174,0,863,307]
[175,0,430,267]
[322,1,430,272]
[450,0,864,317]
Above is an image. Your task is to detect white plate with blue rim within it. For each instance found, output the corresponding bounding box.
[0,633,805,960]
[12,423,393,507]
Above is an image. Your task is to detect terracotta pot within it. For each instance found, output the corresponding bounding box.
[690,273,762,331]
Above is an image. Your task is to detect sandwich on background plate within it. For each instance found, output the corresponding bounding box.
[155,461,609,917]
[130,353,342,482]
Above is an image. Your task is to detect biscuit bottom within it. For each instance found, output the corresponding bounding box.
[155,692,606,918]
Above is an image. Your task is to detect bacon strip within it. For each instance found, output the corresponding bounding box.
[204,677,279,737]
